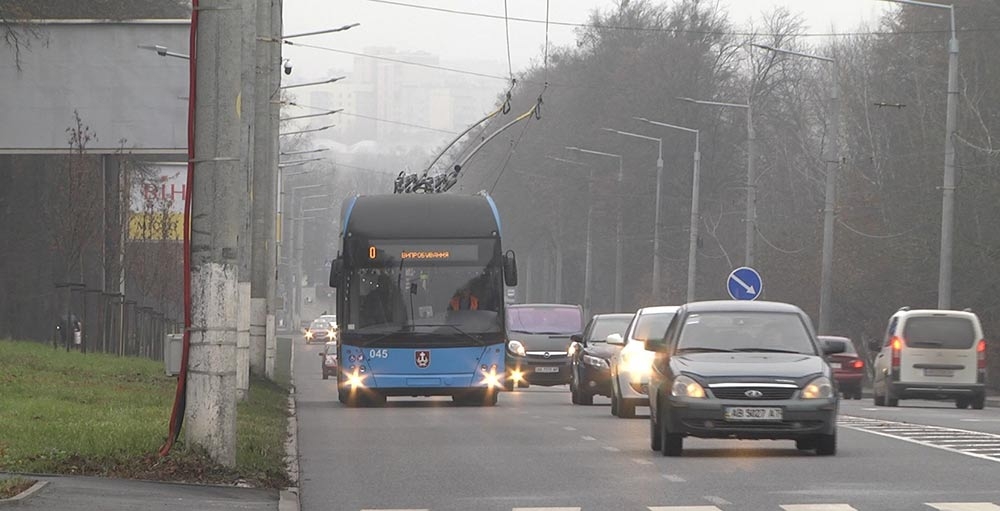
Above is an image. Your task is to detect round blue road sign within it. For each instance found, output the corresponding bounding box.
[727,267,762,300]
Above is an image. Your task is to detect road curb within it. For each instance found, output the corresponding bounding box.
[0,480,48,506]
[282,359,300,511]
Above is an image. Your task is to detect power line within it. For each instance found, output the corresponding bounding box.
[285,41,508,81]
[284,102,458,134]
[366,0,999,37]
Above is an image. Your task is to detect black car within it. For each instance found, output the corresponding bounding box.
[569,313,634,405]
[505,303,584,387]
[646,300,844,457]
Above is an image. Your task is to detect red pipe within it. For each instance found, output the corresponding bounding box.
[159,0,198,457]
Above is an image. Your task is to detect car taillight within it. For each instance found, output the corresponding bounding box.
[890,336,904,379]
[976,339,987,384]
[852,359,864,370]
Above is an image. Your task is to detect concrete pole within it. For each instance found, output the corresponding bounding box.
[249,0,272,376]
[818,60,840,334]
[267,0,283,361]
[745,105,756,268]
[554,241,563,303]
[236,281,251,401]
[686,133,701,303]
[186,0,241,467]
[614,156,623,312]
[652,146,663,303]
[583,174,594,317]
[938,8,959,309]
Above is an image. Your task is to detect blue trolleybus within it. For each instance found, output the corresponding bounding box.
[329,193,518,406]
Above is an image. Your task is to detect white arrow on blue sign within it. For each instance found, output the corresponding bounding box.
[727,267,762,301]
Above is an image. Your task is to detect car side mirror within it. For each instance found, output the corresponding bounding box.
[503,250,518,287]
[821,339,847,355]
[867,339,881,352]
[644,337,668,352]
[318,352,325,357]
[329,258,343,288]
[605,333,624,346]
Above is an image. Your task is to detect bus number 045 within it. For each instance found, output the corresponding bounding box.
[368,349,388,359]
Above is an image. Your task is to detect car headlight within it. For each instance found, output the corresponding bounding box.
[801,376,834,399]
[621,346,654,376]
[304,331,314,339]
[671,375,706,398]
[508,340,526,357]
[582,354,608,369]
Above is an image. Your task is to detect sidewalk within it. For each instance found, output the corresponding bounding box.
[1,474,280,511]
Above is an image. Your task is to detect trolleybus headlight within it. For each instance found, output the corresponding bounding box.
[480,367,503,389]
[346,368,367,389]
[508,340,526,357]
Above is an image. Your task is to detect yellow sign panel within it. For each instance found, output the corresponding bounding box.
[129,212,185,241]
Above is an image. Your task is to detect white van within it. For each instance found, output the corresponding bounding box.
[871,307,987,409]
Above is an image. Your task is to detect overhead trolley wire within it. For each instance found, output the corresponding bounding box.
[366,0,1000,38]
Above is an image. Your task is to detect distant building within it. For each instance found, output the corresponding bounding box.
[300,47,503,151]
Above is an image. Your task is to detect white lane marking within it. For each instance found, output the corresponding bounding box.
[927,504,1000,511]
[704,496,731,506]
[862,407,879,411]
[581,435,596,441]
[648,507,721,511]
[513,508,582,511]
[632,458,655,465]
[840,415,1000,464]
[563,426,577,431]
[602,446,620,452]
[662,474,686,482]
[781,505,859,511]
[530,415,541,419]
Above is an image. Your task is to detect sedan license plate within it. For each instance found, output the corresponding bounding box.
[724,407,783,421]
[924,368,954,377]
[828,362,841,369]
[535,366,560,373]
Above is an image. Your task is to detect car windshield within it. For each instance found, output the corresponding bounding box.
[507,306,582,334]
[309,321,329,330]
[677,311,816,355]
[588,316,633,342]
[630,311,677,342]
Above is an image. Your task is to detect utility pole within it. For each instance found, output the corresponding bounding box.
[267,0,283,375]
[186,0,242,467]
[236,0,257,402]
[753,44,838,333]
[250,0,273,376]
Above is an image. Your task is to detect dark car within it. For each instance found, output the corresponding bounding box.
[318,341,338,379]
[819,335,865,400]
[646,301,844,457]
[569,313,635,405]
[506,303,584,387]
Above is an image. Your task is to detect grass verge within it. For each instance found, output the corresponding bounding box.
[0,339,290,488]
[0,476,37,499]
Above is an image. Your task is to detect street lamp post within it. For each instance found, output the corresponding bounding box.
[566,147,624,312]
[633,118,701,303]
[679,97,755,268]
[601,128,665,302]
[881,0,958,309]
[753,44,839,334]
[547,156,593,315]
